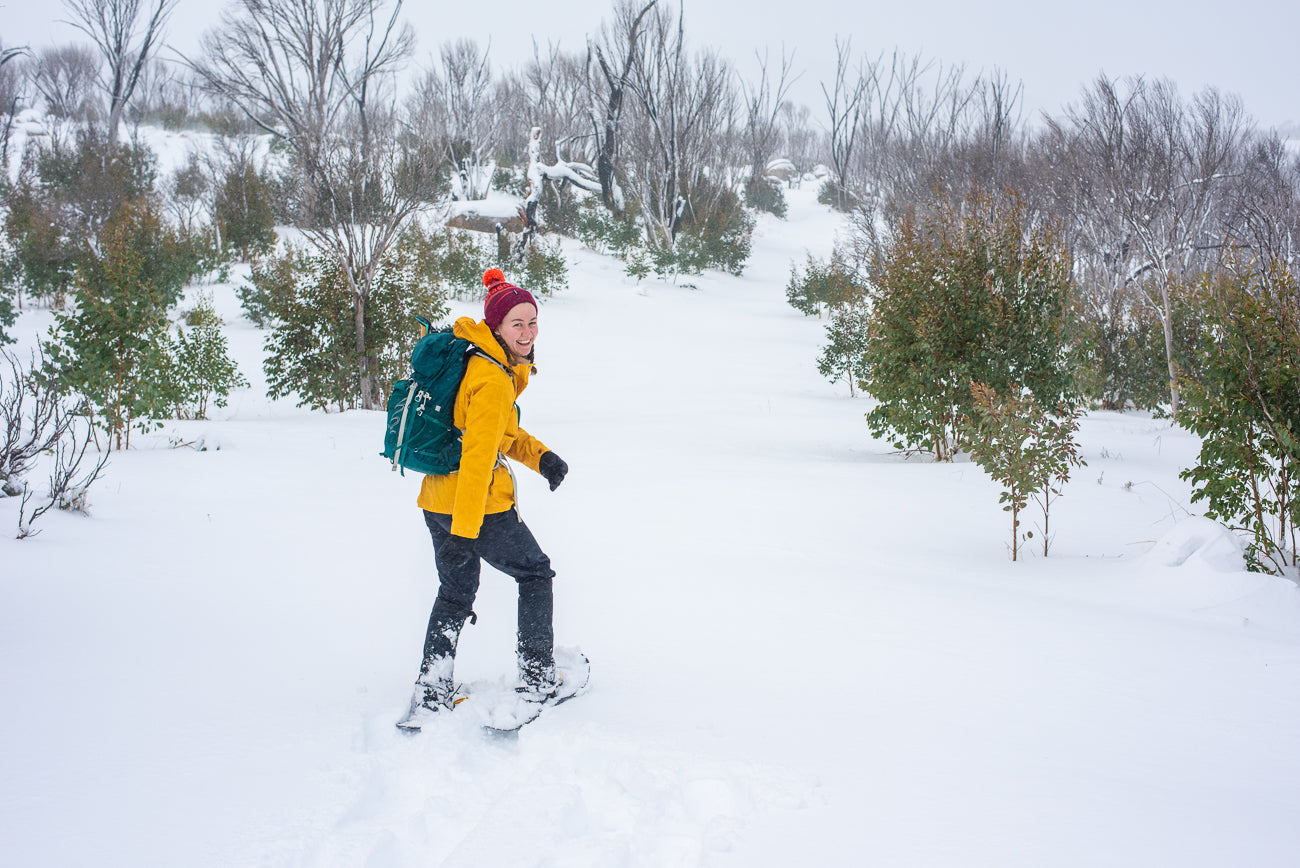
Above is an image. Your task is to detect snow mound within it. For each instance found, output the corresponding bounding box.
[1143,516,1245,572]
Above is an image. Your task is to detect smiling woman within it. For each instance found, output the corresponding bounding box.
[396,266,571,733]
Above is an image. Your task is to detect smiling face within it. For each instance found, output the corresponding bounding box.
[494,301,539,358]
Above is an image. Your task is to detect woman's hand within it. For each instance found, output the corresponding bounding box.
[538,452,569,491]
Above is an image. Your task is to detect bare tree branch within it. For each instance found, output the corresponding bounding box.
[61,0,177,146]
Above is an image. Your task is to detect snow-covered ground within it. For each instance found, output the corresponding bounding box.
[3,182,1300,867]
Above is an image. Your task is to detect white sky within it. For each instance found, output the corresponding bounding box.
[3,0,1298,131]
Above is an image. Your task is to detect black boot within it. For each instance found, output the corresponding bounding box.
[416,596,474,709]
[516,577,557,699]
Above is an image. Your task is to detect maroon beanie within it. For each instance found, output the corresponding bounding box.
[482,268,537,330]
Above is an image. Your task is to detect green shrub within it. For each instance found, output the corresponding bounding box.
[787,251,867,318]
[669,184,754,277]
[4,130,156,305]
[44,200,181,449]
[574,195,642,257]
[1178,260,1300,575]
[744,175,787,218]
[818,178,856,212]
[168,292,248,419]
[859,190,1078,461]
[518,236,568,298]
[251,231,450,412]
[963,383,1085,560]
[214,162,277,261]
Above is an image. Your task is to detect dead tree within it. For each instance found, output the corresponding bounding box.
[518,124,601,256]
[623,3,735,251]
[739,48,797,190]
[62,0,176,147]
[586,0,657,212]
[190,0,423,410]
[821,37,867,210]
[32,43,102,121]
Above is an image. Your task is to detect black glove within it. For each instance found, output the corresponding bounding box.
[538,451,569,491]
[438,533,477,570]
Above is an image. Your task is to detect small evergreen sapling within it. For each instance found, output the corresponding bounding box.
[168,293,248,420]
[45,200,183,449]
[963,383,1085,560]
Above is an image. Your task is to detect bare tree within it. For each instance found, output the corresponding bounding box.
[434,38,498,200]
[523,41,590,169]
[585,0,657,212]
[33,43,102,121]
[1,39,29,166]
[62,0,176,147]
[821,38,867,210]
[739,48,797,189]
[1048,75,1248,411]
[623,2,735,250]
[520,123,601,251]
[776,100,817,175]
[190,0,424,409]
[1225,131,1300,272]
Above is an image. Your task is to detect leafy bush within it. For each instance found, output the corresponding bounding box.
[963,383,1085,560]
[744,175,787,218]
[787,251,867,318]
[1073,282,1205,413]
[858,191,1078,460]
[574,195,642,257]
[1178,260,1300,575]
[818,179,856,212]
[518,236,569,299]
[0,225,17,344]
[167,293,248,420]
[817,301,872,396]
[670,185,754,277]
[214,161,277,261]
[44,200,182,448]
[251,232,450,411]
[4,129,156,305]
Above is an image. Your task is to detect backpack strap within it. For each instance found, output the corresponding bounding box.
[470,348,514,379]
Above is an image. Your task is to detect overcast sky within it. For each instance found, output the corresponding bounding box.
[4,0,1297,132]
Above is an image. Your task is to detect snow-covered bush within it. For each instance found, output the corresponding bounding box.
[1,348,108,538]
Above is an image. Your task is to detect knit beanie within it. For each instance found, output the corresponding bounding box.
[482,268,538,330]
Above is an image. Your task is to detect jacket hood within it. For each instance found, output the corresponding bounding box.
[453,316,510,365]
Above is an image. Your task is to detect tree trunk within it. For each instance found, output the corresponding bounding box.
[1160,279,1180,413]
[354,289,377,411]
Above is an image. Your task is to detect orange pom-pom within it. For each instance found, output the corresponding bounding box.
[483,267,506,289]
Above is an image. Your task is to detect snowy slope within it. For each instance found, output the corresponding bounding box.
[3,183,1300,867]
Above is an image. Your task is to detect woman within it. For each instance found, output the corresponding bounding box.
[399,268,569,731]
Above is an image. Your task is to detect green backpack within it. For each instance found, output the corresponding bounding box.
[382,318,510,476]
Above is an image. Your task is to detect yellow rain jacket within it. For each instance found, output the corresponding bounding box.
[416,317,550,538]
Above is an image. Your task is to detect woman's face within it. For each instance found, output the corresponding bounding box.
[495,302,539,358]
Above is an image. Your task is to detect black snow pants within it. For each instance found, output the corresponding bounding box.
[420,508,556,677]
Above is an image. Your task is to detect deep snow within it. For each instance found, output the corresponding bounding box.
[3,179,1300,867]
